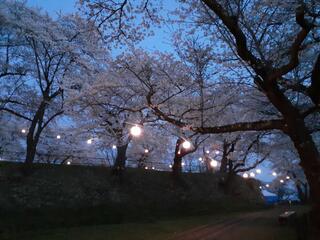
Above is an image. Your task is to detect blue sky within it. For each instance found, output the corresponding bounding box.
[27,0,174,53]
[27,0,75,16]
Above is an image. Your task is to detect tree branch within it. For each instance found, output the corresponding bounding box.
[202,0,263,72]
[235,152,270,173]
[269,5,314,80]
[192,119,284,134]
[0,107,32,121]
[41,110,64,130]
[307,53,320,105]
[146,85,285,134]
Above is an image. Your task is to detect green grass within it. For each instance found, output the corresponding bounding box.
[0,162,270,239]
[0,200,265,239]
[1,212,237,240]
[0,162,264,227]
[1,206,310,240]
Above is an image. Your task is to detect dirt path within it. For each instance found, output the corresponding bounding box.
[168,208,298,240]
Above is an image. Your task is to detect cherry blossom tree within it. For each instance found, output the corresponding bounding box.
[0,1,104,165]
[33,123,102,165]
[69,57,159,173]
[175,1,320,226]
[81,1,320,230]
[215,132,271,175]
[78,0,162,44]
[267,133,310,203]
[0,114,24,161]
[127,124,172,169]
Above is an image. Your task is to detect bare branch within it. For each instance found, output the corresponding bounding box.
[0,107,32,121]
[307,53,320,105]
[269,5,314,80]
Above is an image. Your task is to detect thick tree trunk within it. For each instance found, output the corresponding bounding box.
[172,154,182,176]
[287,126,320,234]
[296,183,304,202]
[113,143,128,174]
[172,139,184,176]
[203,155,212,172]
[258,79,320,234]
[248,80,319,238]
[25,137,37,165]
[219,155,228,173]
[303,183,309,202]
[224,172,237,194]
[24,101,46,165]
[296,182,308,204]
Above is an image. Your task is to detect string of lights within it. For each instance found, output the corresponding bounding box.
[1,127,291,179]
[0,150,175,170]
[0,124,143,147]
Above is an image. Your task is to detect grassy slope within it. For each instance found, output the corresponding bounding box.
[2,206,310,240]
[0,162,265,238]
[2,215,221,240]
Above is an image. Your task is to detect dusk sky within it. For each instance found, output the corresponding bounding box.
[27,0,174,53]
[27,0,75,16]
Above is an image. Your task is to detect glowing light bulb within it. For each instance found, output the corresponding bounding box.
[286,176,290,180]
[280,179,284,183]
[130,125,142,137]
[256,169,262,174]
[145,166,148,170]
[215,150,220,154]
[144,149,149,153]
[182,162,185,166]
[266,184,270,188]
[210,160,218,168]
[87,139,92,144]
[198,157,202,161]
[206,150,210,154]
[21,129,26,134]
[272,172,277,176]
[112,145,117,149]
[56,135,61,139]
[152,166,155,170]
[67,161,71,165]
[169,164,172,168]
[250,172,255,178]
[243,173,249,178]
[182,141,191,149]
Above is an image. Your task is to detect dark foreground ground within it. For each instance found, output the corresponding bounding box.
[1,206,309,240]
[0,163,310,239]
